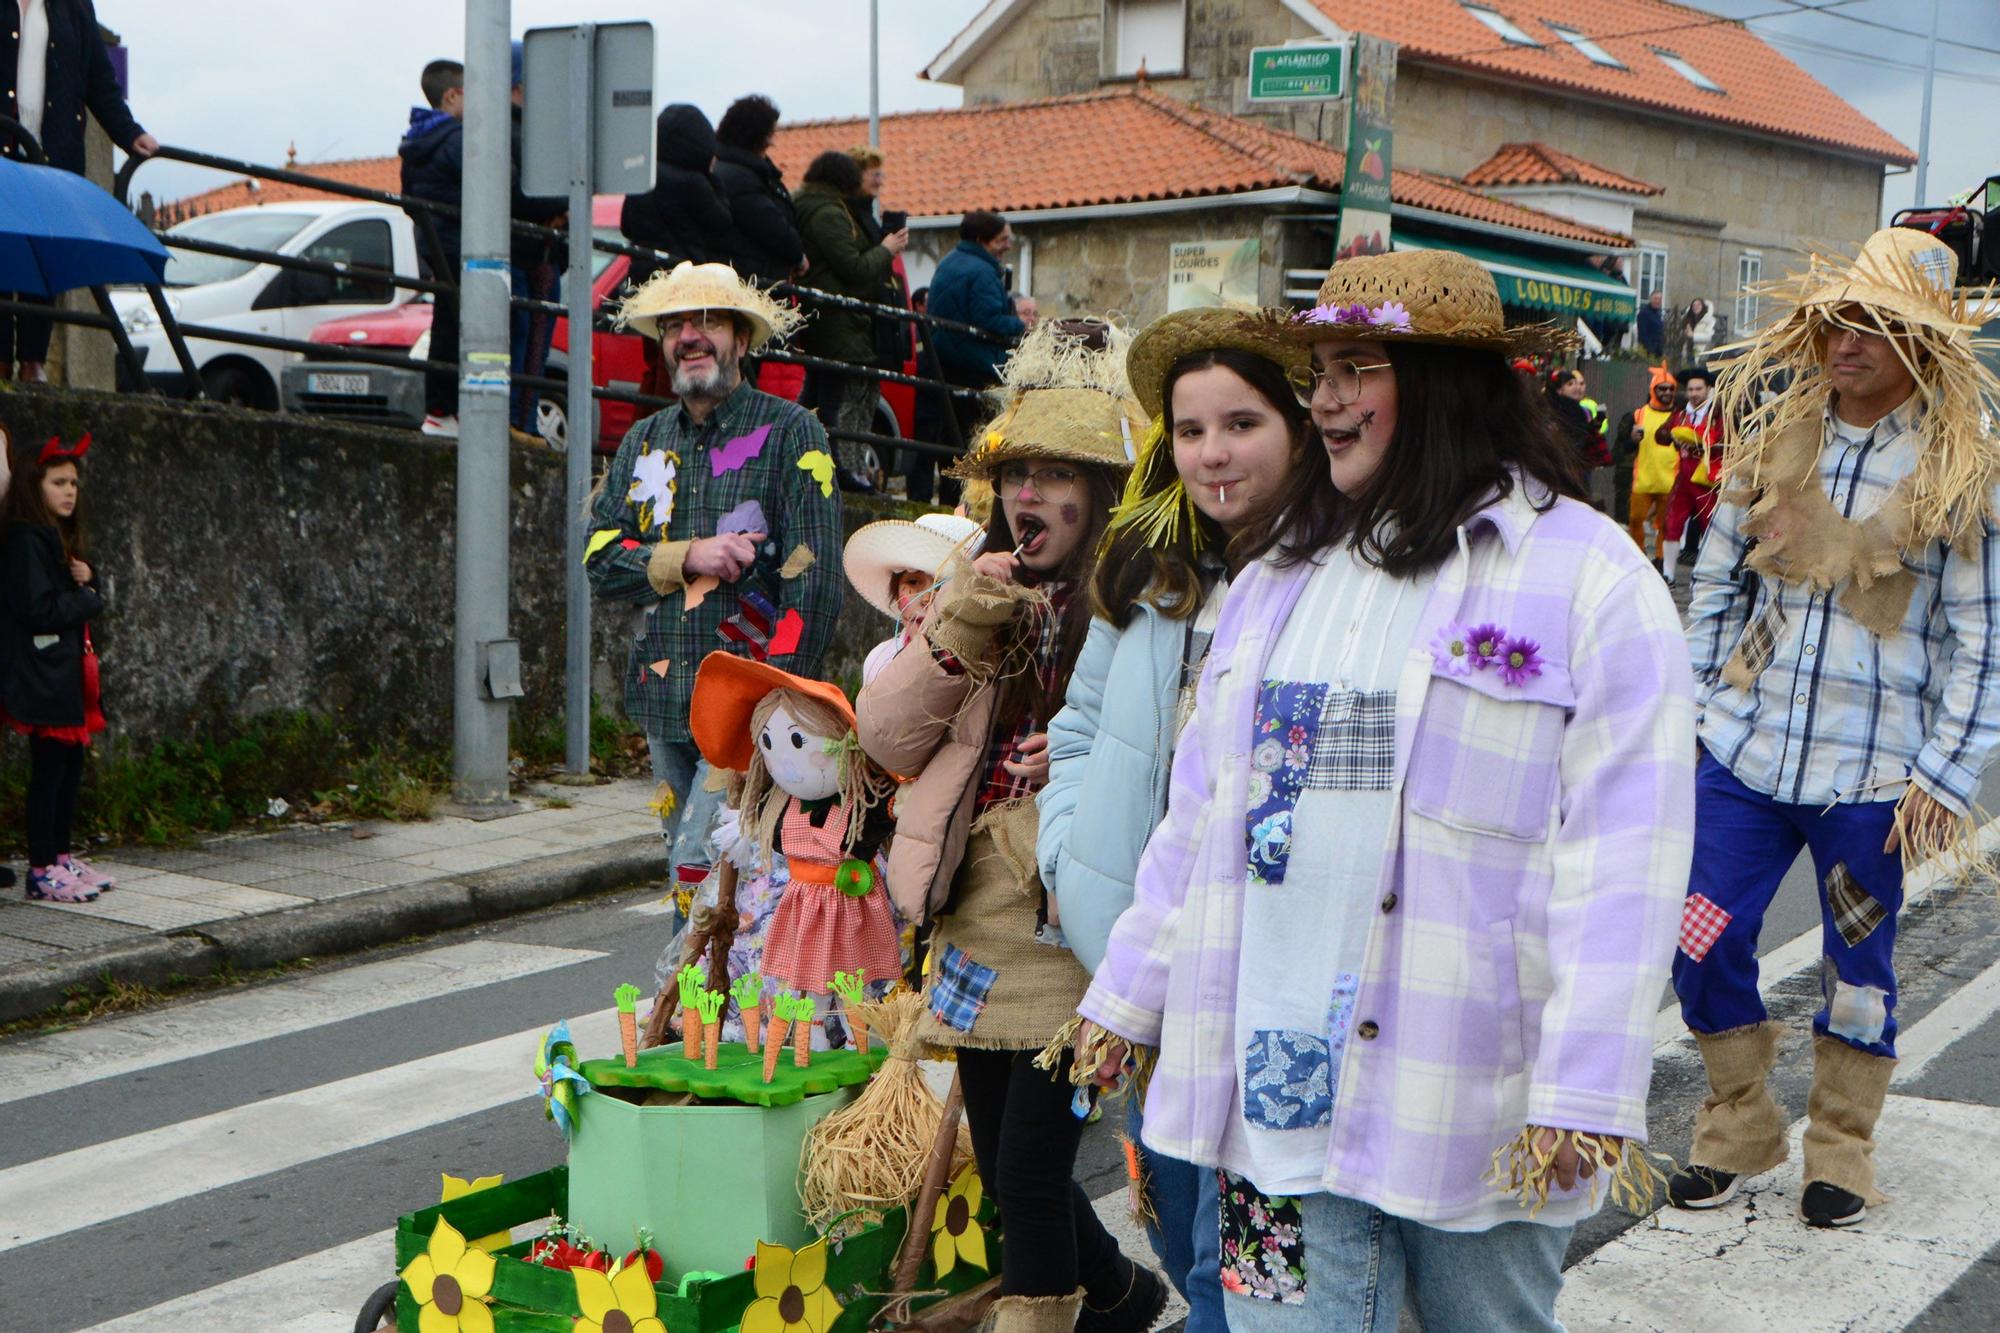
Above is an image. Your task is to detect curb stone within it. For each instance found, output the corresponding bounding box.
[0,834,662,1026]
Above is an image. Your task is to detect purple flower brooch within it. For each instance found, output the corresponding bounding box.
[1294,300,1413,333]
[1430,621,1544,687]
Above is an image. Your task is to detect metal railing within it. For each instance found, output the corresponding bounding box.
[53,142,1012,464]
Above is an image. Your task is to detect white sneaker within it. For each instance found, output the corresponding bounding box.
[421,414,459,438]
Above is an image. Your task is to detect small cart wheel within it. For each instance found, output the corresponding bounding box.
[354,1280,400,1332]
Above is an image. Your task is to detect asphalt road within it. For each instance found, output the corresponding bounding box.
[6,776,2000,1331]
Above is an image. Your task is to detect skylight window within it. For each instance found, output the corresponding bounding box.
[1462,5,1540,47]
[1653,48,1723,92]
[1547,24,1624,68]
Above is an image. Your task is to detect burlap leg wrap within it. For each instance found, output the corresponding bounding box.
[1802,1032,1896,1205]
[1690,1021,1790,1177]
[982,1289,1084,1333]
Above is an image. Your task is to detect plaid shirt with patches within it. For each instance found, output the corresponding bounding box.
[1686,396,2000,814]
[975,582,1072,810]
[585,381,846,744]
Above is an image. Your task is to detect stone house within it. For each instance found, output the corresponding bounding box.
[771,87,1634,331]
[922,0,1914,341]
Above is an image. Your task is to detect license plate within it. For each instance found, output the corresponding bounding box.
[307,372,369,396]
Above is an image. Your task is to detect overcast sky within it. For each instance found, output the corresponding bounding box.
[99,0,1999,225]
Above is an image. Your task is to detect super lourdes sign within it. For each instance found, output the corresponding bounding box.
[1502,275,1637,321]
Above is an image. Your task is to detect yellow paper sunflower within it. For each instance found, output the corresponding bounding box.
[741,1238,844,1333]
[400,1217,497,1333]
[572,1258,666,1333]
[438,1173,511,1253]
[930,1165,988,1277]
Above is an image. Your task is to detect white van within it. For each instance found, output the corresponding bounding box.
[110,201,421,409]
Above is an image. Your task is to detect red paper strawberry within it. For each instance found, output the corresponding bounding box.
[625,1247,666,1282]
[580,1248,613,1272]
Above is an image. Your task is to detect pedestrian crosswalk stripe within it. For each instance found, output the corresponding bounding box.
[0,1004,622,1253]
[0,941,604,1106]
[1893,952,2000,1088]
[79,1229,394,1333]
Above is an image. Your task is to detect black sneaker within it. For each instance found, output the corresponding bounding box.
[1800,1181,1866,1228]
[1666,1165,1740,1210]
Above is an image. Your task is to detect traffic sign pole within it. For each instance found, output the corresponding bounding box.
[562,24,596,775]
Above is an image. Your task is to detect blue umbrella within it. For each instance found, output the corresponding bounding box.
[0,155,168,296]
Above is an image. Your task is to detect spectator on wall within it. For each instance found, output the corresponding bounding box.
[507,43,569,446]
[929,211,1027,395]
[846,144,914,380]
[1,0,158,383]
[398,59,469,437]
[1636,288,1666,358]
[794,149,907,492]
[1679,296,1717,365]
[621,104,733,284]
[711,94,804,287]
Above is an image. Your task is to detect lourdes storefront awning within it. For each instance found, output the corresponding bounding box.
[1396,236,1637,327]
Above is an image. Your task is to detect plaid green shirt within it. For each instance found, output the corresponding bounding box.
[586,381,845,744]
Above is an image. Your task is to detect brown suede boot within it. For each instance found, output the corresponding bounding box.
[983,1290,1084,1333]
[1689,1021,1790,1177]
[1802,1032,1896,1215]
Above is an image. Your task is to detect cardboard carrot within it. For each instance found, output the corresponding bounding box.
[731,972,764,1053]
[677,965,704,1061]
[763,996,796,1084]
[831,970,868,1054]
[793,995,816,1068]
[614,984,642,1068]
[696,988,726,1070]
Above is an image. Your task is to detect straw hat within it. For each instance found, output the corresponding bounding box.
[1794,226,1987,337]
[1288,249,1577,357]
[949,319,1147,479]
[614,261,804,350]
[842,513,985,620]
[690,651,855,773]
[1125,306,1310,419]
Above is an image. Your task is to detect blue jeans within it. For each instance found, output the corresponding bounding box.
[1673,750,1904,1057]
[1221,1193,1572,1333]
[1130,1102,1226,1332]
[645,736,724,872]
[509,262,561,433]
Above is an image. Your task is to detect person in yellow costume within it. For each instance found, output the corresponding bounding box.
[1626,364,1679,565]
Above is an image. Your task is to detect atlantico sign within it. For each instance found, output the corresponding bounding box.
[1247,44,1346,102]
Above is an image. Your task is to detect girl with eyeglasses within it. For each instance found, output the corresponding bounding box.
[1069,252,1695,1331]
[856,321,1161,1333]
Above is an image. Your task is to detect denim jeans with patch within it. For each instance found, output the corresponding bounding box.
[1220,1191,1572,1333]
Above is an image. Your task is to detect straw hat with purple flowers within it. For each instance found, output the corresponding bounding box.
[1288,249,1577,357]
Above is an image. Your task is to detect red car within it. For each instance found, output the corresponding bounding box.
[306,197,919,456]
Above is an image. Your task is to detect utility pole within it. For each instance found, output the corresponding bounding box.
[563,24,596,775]
[453,0,517,808]
[1914,0,1939,205]
[868,0,881,148]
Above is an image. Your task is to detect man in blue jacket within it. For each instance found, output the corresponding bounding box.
[923,211,1028,487]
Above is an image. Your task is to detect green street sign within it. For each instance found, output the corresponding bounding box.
[1247,43,1345,103]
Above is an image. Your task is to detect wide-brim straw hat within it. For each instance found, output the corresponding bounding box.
[949,318,1147,480]
[1126,306,1311,419]
[842,512,985,620]
[614,261,803,351]
[690,651,854,773]
[1286,249,1577,357]
[1791,226,1989,338]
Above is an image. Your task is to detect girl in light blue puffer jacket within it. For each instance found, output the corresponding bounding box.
[1037,307,1312,1333]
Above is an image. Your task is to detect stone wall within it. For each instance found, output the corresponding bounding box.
[0,386,921,751]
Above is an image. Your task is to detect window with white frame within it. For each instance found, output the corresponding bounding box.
[1106,0,1186,78]
[1461,4,1541,47]
[1547,24,1624,68]
[1638,246,1669,304]
[1653,48,1723,92]
[1736,251,1763,332]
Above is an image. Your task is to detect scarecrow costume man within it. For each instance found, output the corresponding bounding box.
[1673,227,2000,1227]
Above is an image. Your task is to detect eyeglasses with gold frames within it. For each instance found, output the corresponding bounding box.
[1292,358,1394,407]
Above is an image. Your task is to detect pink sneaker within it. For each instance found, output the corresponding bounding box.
[27,863,99,903]
[59,854,116,891]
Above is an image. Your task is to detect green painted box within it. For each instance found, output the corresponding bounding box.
[568,1042,880,1279]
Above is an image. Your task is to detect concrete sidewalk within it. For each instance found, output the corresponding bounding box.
[0,778,664,1024]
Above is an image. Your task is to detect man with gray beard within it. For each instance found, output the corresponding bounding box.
[586,263,845,874]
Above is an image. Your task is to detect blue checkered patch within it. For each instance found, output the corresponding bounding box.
[928,943,997,1034]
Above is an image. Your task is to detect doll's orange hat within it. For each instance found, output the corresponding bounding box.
[691,651,856,773]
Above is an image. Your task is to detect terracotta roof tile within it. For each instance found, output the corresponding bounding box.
[1462,142,1663,194]
[772,88,1628,248]
[159,156,403,220]
[1310,0,1913,164]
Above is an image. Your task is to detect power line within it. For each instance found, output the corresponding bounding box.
[1759,3,2000,58]
[1759,29,1994,80]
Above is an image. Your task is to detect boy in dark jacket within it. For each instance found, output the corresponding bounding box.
[711,94,804,287]
[399,59,468,435]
